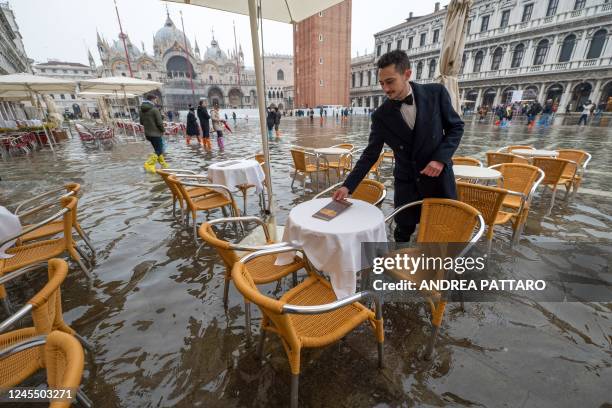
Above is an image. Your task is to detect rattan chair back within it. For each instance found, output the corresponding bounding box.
[452,156,481,166]
[456,182,507,226]
[416,199,481,243]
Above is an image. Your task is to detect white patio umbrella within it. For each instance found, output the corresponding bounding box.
[0,73,77,151]
[165,0,344,216]
[436,0,473,114]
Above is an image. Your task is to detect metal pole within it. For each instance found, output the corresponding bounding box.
[114,0,134,77]
[248,0,274,215]
[233,21,242,107]
[180,10,196,105]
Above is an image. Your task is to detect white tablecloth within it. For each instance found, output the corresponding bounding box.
[513,149,558,157]
[314,147,350,156]
[208,159,265,193]
[277,198,387,299]
[0,206,21,259]
[453,165,501,180]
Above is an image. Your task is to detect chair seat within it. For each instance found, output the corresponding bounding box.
[1,239,66,274]
[192,192,232,211]
[186,186,212,198]
[279,276,372,348]
[20,221,63,242]
[248,254,304,284]
[493,211,514,225]
[304,164,328,172]
[558,175,580,185]
[0,327,41,388]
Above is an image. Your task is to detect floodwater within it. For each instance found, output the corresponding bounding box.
[0,115,610,407]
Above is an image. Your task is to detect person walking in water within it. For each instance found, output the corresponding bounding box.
[266,104,276,140]
[274,106,282,137]
[185,105,200,146]
[197,99,212,152]
[140,93,167,172]
[211,103,225,152]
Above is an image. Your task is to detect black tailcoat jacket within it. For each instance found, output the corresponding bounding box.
[343,82,464,226]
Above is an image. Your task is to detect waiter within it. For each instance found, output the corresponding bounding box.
[333,50,463,242]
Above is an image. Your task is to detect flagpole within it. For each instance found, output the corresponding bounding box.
[180,10,197,106]
[113,0,133,77]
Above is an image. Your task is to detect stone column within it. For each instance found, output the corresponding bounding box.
[493,87,502,106]
[559,81,574,110]
[475,88,484,107]
[590,79,603,104]
[538,83,546,102]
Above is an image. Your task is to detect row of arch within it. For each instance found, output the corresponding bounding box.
[463,29,608,74]
[268,90,284,99]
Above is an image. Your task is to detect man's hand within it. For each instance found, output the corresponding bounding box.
[332,186,350,201]
[420,161,445,177]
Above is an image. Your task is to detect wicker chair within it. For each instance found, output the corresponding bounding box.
[314,180,387,207]
[456,182,517,251]
[290,148,330,191]
[198,217,304,309]
[489,163,544,242]
[331,143,355,151]
[452,156,483,167]
[157,169,212,221]
[382,149,395,166]
[384,199,484,359]
[0,196,93,313]
[557,149,592,198]
[14,183,95,260]
[232,245,384,408]
[497,145,534,153]
[0,330,91,408]
[167,174,240,243]
[0,259,91,351]
[486,152,528,167]
[326,152,353,179]
[532,157,571,210]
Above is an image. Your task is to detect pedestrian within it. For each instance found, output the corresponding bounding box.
[140,93,167,172]
[168,110,174,122]
[527,101,542,128]
[245,114,249,123]
[539,99,553,127]
[224,112,228,121]
[211,103,225,152]
[232,111,237,123]
[197,99,212,151]
[185,105,201,146]
[333,50,463,242]
[309,108,314,122]
[274,106,282,137]
[266,104,276,139]
[578,100,594,126]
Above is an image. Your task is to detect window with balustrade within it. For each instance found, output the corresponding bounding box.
[546,0,559,16]
[587,29,607,59]
[433,29,440,43]
[473,51,483,72]
[351,73,355,88]
[397,39,402,50]
[460,52,467,73]
[558,34,576,62]
[574,0,586,10]
[533,39,549,65]
[377,44,381,57]
[420,33,426,46]
[428,59,436,78]
[522,4,533,22]
[416,61,423,79]
[491,47,504,70]
[387,43,392,53]
[408,36,413,49]
[500,10,510,28]
[359,72,363,87]
[511,44,525,67]
[480,15,490,32]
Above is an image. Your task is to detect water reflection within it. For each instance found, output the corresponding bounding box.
[0,116,610,407]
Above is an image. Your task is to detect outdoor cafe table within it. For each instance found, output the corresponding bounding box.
[276,198,387,299]
[312,147,350,190]
[512,149,558,158]
[453,165,501,183]
[207,159,265,193]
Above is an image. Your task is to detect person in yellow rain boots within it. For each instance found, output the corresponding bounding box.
[139,93,165,173]
[157,153,169,168]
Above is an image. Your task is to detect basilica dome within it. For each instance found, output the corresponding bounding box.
[203,38,228,62]
[154,14,190,50]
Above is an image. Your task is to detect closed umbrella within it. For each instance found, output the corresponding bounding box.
[165,0,344,216]
[436,0,473,114]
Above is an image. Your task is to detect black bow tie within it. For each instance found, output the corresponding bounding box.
[392,94,413,107]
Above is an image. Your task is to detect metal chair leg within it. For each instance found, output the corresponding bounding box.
[223,278,230,308]
[74,255,94,281]
[378,342,384,369]
[245,300,252,340]
[290,374,299,408]
[256,327,267,360]
[193,219,198,244]
[74,332,95,352]
[77,228,96,260]
[291,172,297,189]
[424,325,440,360]
[76,389,93,408]
[292,272,297,287]
[2,296,13,316]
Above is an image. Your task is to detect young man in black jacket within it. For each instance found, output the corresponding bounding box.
[197,99,212,151]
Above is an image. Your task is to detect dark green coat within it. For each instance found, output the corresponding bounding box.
[139,101,164,137]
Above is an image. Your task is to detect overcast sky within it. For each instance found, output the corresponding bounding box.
[10,0,449,67]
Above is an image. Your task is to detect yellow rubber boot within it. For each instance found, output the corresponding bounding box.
[157,154,169,169]
[144,154,158,173]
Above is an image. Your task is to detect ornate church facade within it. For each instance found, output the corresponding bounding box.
[95,12,292,111]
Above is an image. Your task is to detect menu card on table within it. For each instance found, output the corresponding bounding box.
[312,199,353,221]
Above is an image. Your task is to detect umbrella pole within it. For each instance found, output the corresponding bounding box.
[34,92,55,153]
[123,87,137,141]
[248,0,274,216]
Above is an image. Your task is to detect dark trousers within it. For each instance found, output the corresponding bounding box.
[393,179,420,242]
[146,136,163,155]
[578,114,588,125]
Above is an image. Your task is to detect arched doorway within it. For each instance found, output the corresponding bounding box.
[598,81,612,111]
[501,87,516,104]
[571,82,593,111]
[465,90,478,106]
[545,83,563,104]
[208,87,224,107]
[166,56,196,79]
[482,88,496,108]
[523,85,538,102]
[227,88,243,108]
[278,103,284,110]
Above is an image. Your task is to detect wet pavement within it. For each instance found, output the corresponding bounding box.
[0,115,610,407]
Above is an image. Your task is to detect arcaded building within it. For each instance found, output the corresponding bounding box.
[293,0,351,108]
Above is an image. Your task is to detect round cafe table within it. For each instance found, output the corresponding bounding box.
[453,165,501,182]
[314,147,350,156]
[512,149,558,158]
[208,159,265,192]
[276,198,387,299]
